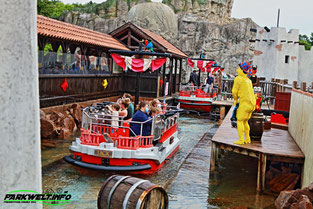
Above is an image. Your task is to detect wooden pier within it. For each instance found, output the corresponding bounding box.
[210,106,305,192]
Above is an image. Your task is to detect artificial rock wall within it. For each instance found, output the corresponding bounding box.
[61,1,257,76]
[0,0,42,208]
[289,89,313,187]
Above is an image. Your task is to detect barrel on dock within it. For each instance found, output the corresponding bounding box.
[98,175,168,209]
[249,112,264,141]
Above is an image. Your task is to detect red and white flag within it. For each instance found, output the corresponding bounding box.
[111,53,166,73]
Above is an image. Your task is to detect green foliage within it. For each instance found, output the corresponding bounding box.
[299,40,311,50]
[38,0,74,19]
[299,33,313,50]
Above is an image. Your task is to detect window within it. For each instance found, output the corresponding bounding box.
[285,55,290,64]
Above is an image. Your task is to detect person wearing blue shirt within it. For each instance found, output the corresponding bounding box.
[130,101,152,136]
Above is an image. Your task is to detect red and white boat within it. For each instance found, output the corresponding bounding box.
[176,85,217,112]
[64,104,181,174]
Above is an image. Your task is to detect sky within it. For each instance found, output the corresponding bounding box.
[61,0,312,36]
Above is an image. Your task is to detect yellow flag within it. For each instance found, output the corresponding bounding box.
[102,79,108,89]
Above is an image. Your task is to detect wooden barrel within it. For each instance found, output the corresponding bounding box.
[248,112,264,141]
[98,175,168,209]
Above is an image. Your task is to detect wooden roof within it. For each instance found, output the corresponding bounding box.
[110,22,187,59]
[37,15,129,51]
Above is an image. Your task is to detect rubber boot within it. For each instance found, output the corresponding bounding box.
[234,120,245,145]
[243,120,251,144]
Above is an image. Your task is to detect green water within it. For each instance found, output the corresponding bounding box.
[41,115,275,209]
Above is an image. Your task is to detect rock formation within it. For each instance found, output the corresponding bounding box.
[60,0,257,76]
[275,183,313,209]
[127,3,178,42]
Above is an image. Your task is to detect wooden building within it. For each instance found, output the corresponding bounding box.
[37,16,187,107]
[110,22,188,98]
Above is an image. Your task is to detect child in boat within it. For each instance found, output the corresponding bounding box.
[150,106,161,117]
[118,99,129,119]
[109,103,120,129]
[123,93,134,119]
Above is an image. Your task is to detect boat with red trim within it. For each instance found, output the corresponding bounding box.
[64,104,181,174]
[176,85,217,112]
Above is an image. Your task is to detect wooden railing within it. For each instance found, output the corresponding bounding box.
[220,78,313,102]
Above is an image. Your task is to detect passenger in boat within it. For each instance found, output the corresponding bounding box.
[123,93,134,119]
[150,107,161,117]
[108,103,120,129]
[123,98,132,120]
[149,99,162,110]
[190,70,199,86]
[130,101,152,136]
[204,72,214,93]
[118,99,129,119]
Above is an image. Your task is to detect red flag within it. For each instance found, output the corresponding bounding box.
[187,58,195,68]
[61,78,68,92]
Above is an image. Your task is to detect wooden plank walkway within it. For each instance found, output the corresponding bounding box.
[210,106,305,192]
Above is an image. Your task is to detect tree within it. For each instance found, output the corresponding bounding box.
[299,34,312,50]
[37,0,74,19]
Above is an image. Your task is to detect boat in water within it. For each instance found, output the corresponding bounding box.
[176,85,217,112]
[64,103,181,174]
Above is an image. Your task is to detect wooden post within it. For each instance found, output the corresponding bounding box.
[169,58,173,96]
[135,73,141,107]
[301,82,307,92]
[218,71,222,95]
[293,81,298,89]
[162,64,166,97]
[210,142,217,172]
[173,58,178,93]
[220,106,225,120]
[178,59,182,91]
[257,153,267,193]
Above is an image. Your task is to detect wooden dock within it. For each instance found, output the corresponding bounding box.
[210,106,305,192]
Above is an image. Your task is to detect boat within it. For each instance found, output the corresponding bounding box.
[176,85,217,112]
[64,103,181,174]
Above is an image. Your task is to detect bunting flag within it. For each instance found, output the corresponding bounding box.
[212,67,220,74]
[61,78,68,92]
[187,58,214,72]
[111,53,167,73]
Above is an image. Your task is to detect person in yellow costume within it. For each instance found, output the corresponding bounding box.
[232,62,256,145]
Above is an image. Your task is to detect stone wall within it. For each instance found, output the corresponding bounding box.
[0,0,42,208]
[289,89,313,187]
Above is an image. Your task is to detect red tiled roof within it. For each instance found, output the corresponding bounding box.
[137,26,187,58]
[37,15,129,51]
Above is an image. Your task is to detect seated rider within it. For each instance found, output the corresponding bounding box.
[130,101,152,136]
[118,99,129,119]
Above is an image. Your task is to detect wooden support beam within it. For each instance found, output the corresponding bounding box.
[169,58,173,96]
[210,142,217,172]
[173,58,178,93]
[218,71,222,94]
[257,153,267,193]
[127,29,131,46]
[178,59,182,91]
[293,81,298,89]
[162,63,166,98]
